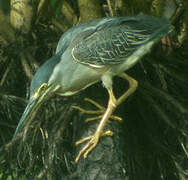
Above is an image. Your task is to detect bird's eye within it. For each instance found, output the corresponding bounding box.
[40,83,47,91]
[33,83,48,98]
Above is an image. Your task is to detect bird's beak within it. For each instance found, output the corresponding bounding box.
[13,84,60,139]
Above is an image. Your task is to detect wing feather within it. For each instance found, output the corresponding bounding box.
[71,16,172,67]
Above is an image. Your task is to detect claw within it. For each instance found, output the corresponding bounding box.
[75,130,113,163]
[84,98,105,110]
[86,114,122,122]
[73,97,123,122]
[72,105,103,115]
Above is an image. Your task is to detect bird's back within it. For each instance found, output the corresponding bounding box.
[70,16,173,68]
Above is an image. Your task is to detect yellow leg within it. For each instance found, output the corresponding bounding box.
[116,73,138,106]
[75,130,114,145]
[73,97,122,122]
[75,88,116,163]
[73,98,104,114]
[75,73,138,163]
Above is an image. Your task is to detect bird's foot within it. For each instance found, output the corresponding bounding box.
[73,97,122,122]
[75,130,113,163]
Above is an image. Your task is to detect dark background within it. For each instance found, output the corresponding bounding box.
[0,0,188,179]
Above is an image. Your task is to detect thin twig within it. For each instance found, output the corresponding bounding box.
[106,0,115,16]
[0,59,12,86]
[21,53,33,80]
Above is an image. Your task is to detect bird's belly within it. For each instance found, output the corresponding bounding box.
[54,61,107,96]
[57,80,99,96]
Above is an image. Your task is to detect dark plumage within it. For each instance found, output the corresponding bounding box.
[13,15,173,162]
[71,16,172,67]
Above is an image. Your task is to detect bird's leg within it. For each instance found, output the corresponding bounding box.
[75,73,138,163]
[116,73,138,106]
[75,87,117,163]
[73,97,122,122]
[73,97,104,114]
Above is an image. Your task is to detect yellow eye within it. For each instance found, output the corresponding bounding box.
[33,83,47,98]
[40,83,47,91]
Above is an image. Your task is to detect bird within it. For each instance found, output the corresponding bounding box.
[13,15,174,162]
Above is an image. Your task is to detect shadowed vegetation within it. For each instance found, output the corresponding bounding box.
[0,0,188,179]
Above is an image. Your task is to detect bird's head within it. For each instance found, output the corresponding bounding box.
[13,53,62,139]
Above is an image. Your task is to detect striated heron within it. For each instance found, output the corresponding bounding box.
[13,15,174,162]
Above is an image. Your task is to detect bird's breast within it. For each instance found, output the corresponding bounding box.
[49,52,108,96]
